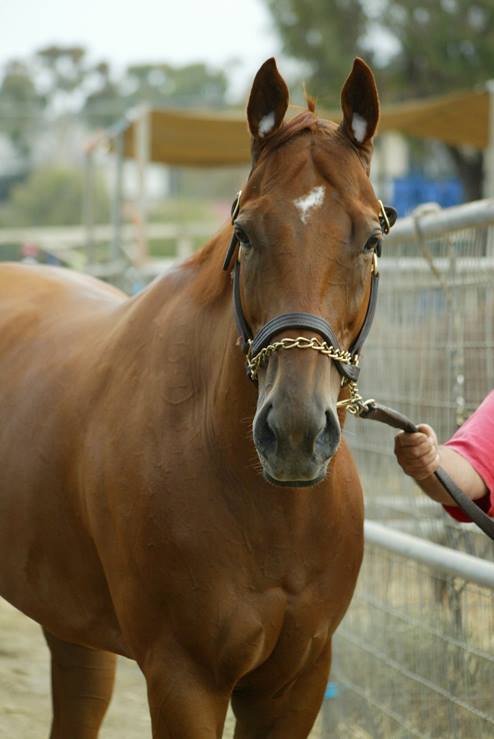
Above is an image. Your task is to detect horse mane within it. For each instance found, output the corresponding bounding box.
[185,108,332,306]
[184,227,231,306]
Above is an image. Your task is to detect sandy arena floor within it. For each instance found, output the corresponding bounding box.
[0,597,323,738]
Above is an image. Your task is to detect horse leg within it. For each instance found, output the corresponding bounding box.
[143,649,230,739]
[43,628,116,739]
[231,641,331,739]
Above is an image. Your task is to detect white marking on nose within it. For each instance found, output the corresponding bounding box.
[352,113,367,143]
[293,186,325,224]
[258,112,275,137]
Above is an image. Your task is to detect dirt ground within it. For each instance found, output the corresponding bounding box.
[0,597,323,738]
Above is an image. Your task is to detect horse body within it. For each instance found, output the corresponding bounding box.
[0,264,128,650]
[0,57,385,737]
[0,255,363,734]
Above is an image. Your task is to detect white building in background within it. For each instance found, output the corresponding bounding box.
[371,132,409,203]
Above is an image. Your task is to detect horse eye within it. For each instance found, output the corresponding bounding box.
[234,225,251,248]
[364,234,382,253]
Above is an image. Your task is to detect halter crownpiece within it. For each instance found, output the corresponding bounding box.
[223,191,395,392]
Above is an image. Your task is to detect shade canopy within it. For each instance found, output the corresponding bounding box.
[114,87,490,168]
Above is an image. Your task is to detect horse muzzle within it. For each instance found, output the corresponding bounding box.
[253,399,341,487]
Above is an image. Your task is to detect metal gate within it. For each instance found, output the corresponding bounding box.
[323,200,494,737]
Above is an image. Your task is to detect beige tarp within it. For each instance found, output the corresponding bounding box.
[119,88,490,167]
[379,89,488,150]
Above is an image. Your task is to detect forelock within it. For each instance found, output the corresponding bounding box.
[253,110,331,162]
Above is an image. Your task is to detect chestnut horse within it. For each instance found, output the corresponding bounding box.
[0,58,389,738]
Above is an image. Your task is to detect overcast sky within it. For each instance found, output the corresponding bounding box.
[1,0,284,95]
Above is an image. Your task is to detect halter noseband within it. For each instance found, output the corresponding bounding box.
[223,191,394,408]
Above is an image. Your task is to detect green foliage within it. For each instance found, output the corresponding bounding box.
[82,61,228,129]
[265,0,371,105]
[0,48,230,156]
[0,61,44,158]
[0,167,109,227]
[382,0,494,98]
[36,45,88,96]
[125,62,228,108]
[264,0,494,100]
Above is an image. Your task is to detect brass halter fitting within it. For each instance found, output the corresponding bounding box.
[231,190,242,222]
[336,381,375,416]
[378,199,391,235]
[371,251,379,276]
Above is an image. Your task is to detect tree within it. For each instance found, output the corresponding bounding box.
[124,62,228,108]
[263,0,494,199]
[36,45,88,108]
[264,0,370,106]
[383,0,494,98]
[83,62,126,129]
[82,60,229,131]
[0,61,45,161]
[381,0,494,199]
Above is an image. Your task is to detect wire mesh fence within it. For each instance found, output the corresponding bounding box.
[345,200,494,560]
[323,200,494,737]
[324,535,494,738]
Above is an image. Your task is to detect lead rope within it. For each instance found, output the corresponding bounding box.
[340,391,494,541]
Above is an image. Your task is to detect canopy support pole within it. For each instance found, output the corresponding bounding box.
[83,150,95,267]
[111,130,124,263]
[483,81,494,199]
[134,106,151,268]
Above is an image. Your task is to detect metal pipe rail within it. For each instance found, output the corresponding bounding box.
[384,198,494,246]
[365,520,494,590]
[326,522,494,737]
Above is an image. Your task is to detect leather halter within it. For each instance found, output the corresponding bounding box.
[223,191,391,383]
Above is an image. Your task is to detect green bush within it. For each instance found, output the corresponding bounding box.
[0,166,109,227]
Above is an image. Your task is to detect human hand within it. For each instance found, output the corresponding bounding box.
[394,424,440,481]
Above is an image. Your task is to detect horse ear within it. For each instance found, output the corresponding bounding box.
[247,58,289,141]
[339,58,379,168]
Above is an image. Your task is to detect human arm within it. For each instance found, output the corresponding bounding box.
[394,392,494,520]
[394,424,488,506]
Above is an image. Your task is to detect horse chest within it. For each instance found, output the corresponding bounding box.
[207,541,357,684]
[212,582,335,689]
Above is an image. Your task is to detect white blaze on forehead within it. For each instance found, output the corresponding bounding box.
[258,112,275,137]
[293,186,325,225]
[352,113,368,144]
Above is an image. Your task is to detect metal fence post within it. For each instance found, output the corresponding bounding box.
[83,150,95,267]
[484,80,494,199]
[111,130,124,264]
[134,106,151,268]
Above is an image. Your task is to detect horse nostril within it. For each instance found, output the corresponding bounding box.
[255,404,277,455]
[314,411,340,460]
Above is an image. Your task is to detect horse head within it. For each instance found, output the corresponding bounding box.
[226,57,396,488]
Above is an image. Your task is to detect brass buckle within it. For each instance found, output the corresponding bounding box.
[371,252,379,276]
[231,190,242,223]
[378,199,390,235]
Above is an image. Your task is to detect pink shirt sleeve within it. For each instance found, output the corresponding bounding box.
[442,391,494,522]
